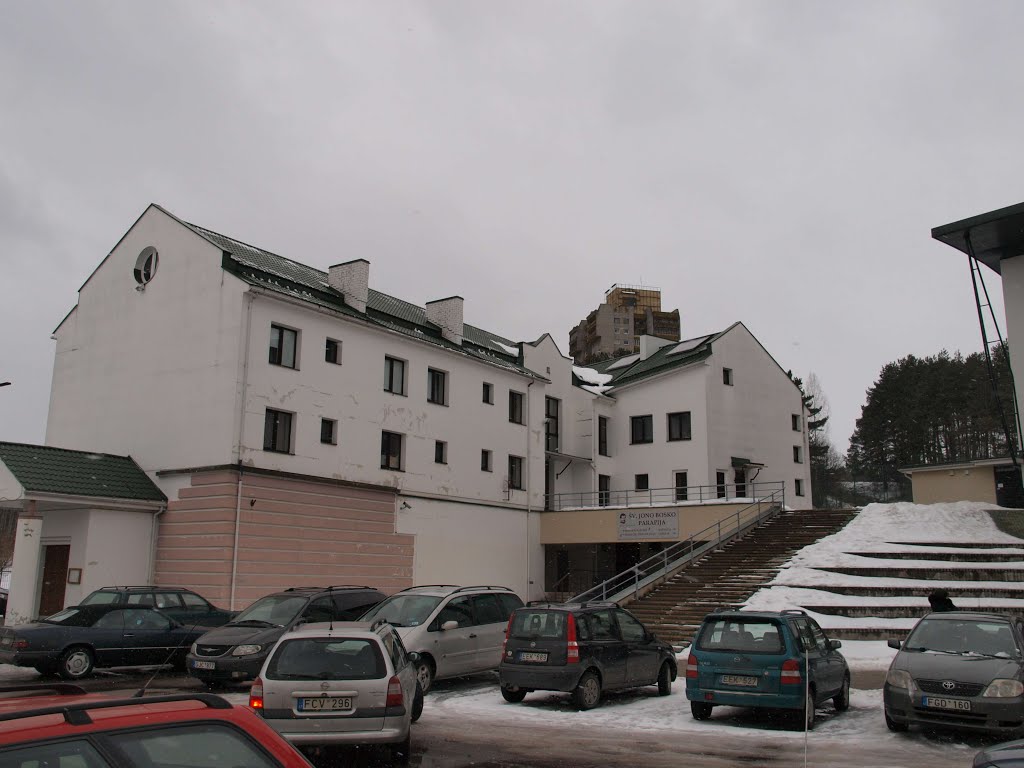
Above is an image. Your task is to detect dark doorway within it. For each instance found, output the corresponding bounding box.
[38,544,70,617]
[995,466,1024,509]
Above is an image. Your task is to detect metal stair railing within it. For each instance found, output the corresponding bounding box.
[569,489,786,606]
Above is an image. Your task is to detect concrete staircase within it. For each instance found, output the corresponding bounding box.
[623,508,860,647]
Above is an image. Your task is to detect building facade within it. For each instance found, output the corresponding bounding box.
[568,284,681,365]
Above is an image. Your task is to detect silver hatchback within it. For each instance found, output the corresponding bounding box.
[250,620,423,763]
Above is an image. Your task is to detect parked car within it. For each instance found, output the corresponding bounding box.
[360,585,523,693]
[499,601,676,710]
[884,611,1024,735]
[685,609,850,729]
[0,682,311,767]
[75,585,235,627]
[0,605,208,679]
[975,738,1024,767]
[251,620,423,763]
[187,585,385,685]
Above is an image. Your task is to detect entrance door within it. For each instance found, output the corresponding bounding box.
[38,544,70,617]
[995,466,1024,509]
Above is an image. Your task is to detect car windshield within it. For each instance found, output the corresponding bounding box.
[905,618,1020,658]
[267,637,386,681]
[230,595,307,627]
[696,618,784,653]
[78,591,120,606]
[360,595,442,627]
[40,608,84,625]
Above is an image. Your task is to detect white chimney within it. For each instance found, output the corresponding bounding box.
[425,296,464,346]
[639,334,674,360]
[328,259,369,313]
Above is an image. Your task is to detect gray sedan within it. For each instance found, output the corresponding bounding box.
[884,611,1024,735]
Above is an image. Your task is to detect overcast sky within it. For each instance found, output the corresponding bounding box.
[1,1,1019,454]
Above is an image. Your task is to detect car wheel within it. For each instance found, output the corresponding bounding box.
[657,662,672,696]
[795,689,815,731]
[501,685,527,703]
[573,670,602,710]
[415,657,435,694]
[411,683,424,722]
[690,701,713,720]
[390,732,412,765]
[885,711,909,732]
[58,646,94,680]
[833,674,850,712]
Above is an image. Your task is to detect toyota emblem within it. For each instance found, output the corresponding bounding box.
[942,681,955,691]
[530,641,536,648]
[320,682,330,691]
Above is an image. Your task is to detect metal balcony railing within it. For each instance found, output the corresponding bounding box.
[548,481,784,511]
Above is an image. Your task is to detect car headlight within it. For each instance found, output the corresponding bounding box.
[232,644,263,656]
[983,679,1024,698]
[886,669,913,689]
[190,642,198,655]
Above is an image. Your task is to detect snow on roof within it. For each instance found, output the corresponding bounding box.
[492,341,519,356]
[573,366,613,386]
[667,335,710,356]
[607,354,640,370]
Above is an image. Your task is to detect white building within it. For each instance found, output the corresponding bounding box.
[5,204,811,622]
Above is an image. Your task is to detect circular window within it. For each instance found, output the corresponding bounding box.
[133,247,159,285]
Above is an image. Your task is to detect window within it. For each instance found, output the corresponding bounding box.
[545,397,560,452]
[109,724,284,768]
[675,471,688,502]
[427,368,448,405]
[325,338,341,364]
[483,382,494,404]
[667,411,691,441]
[795,478,805,496]
[792,413,802,432]
[269,324,297,368]
[435,440,447,464]
[481,449,492,472]
[630,415,653,444]
[635,473,649,491]
[599,474,610,506]
[793,446,803,463]
[616,610,647,642]
[716,471,726,498]
[381,431,403,470]
[321,418,337,445]
[509,391,524,424]
[384,356,406,395]
[598,416,609,456]
[437,596,474,628]
[263,408,293,453]
[508,456,524,490]
[723,367,733,386]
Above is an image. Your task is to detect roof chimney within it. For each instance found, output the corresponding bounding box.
[639,334,674,361]
[425,296,464,346]
[328,259,369,313]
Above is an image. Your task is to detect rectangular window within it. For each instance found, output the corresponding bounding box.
[598,416,609,456]
[795,479,805,497]
[630,415,653,444]
[674,471,688,502]
[716,471,726,498]
[635,473,649,491]
[793,446,803,464]
[508,456,524,490]
[384,356,406,395]
[723,367,733,386]
[792,413,802,432]
[434,440,447,464]
[481,449,492,472]
[598,474,610,507]
[320,418,337,445]
[263,409,293,453]
[667,411,691,441]
[381,431,403,470]
[483,382,494,404]
[509,391,524,424]
[428,368,448,405]
[269,325,297,368]
[325,338,341,365]
[545,397,560,452]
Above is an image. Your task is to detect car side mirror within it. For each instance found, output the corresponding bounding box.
[830,639,842,650]
[887,639,902,649]
[441,620,459,631]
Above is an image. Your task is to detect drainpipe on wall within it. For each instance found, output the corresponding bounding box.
[230,464,243,611]
[230,291,255,611]
[526,381,534,599]
[148,505,167,586]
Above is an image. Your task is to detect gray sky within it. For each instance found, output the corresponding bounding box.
[1,1,1019,454]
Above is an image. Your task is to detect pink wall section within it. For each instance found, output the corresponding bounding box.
[155,470,413,608]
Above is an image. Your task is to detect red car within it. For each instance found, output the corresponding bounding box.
[0,682,311,767]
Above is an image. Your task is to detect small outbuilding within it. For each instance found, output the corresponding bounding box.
[900,457,1024,508]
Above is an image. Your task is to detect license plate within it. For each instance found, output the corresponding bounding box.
[922,696,971,711]
[518,651,548,663]
[191,660,216,670]
[297,696,354,712]
[721,675,758,687]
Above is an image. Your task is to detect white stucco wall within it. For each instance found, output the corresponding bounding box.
[0,464,23,501]
[1000,255,1024,436]
[80,509,154,599]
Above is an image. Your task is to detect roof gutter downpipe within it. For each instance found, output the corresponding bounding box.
[230,291,255,611]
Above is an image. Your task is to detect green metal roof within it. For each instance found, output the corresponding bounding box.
[583,328,729,390]
[0,443,166,502]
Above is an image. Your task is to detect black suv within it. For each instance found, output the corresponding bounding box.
[185,585,384,685]
[499,602,677,710]
[75,586,235,627]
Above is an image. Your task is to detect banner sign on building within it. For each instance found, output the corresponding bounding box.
[617,509,679,540]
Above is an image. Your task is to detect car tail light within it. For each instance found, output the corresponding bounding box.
[781,659,802,685]
[502,615,513,655]
[249,678,264,710]
[686,654,699,679]
[14,639,28,650]
[386,675,404,709]
[566,613,579,663]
